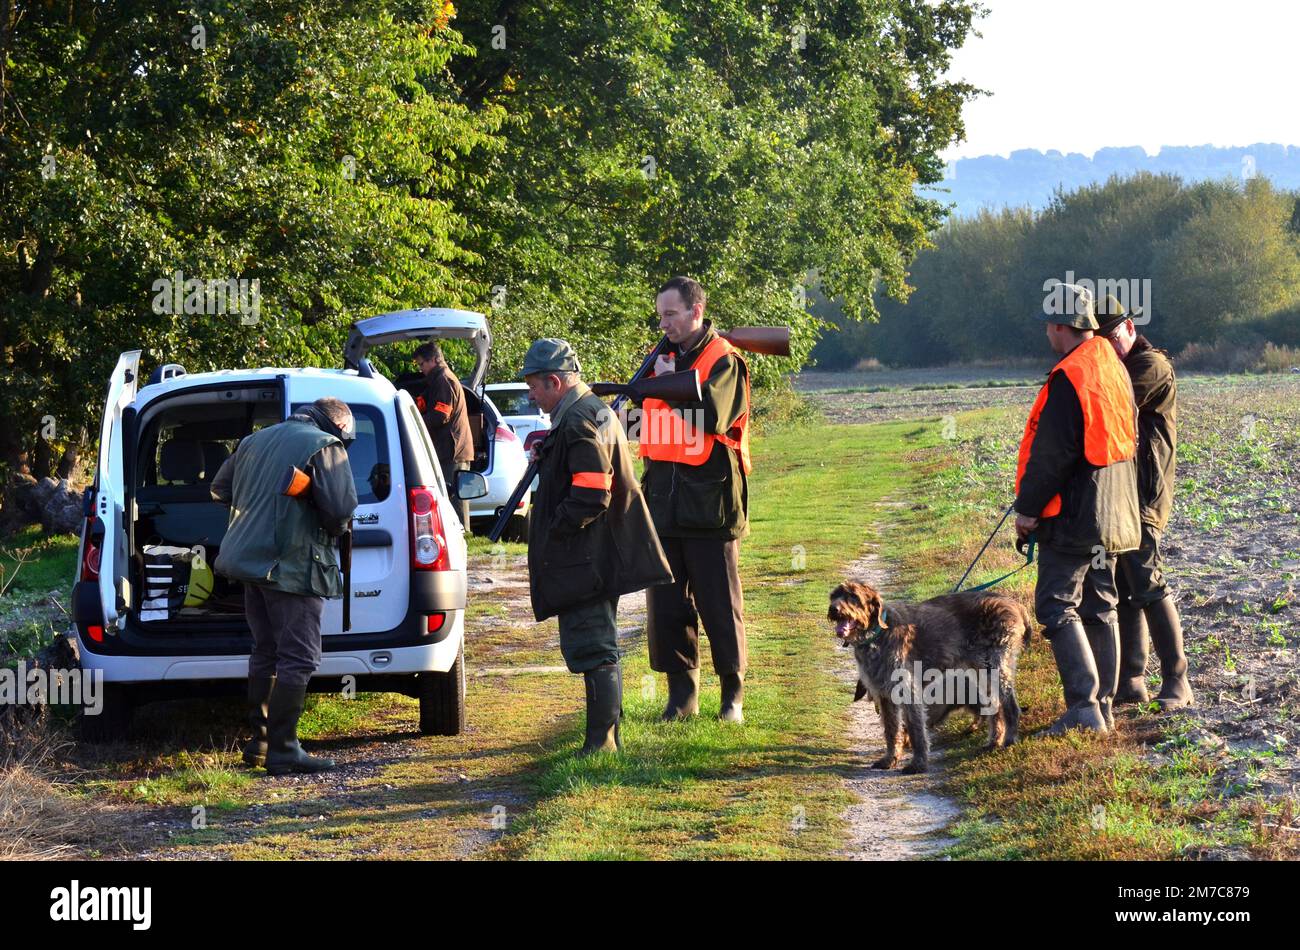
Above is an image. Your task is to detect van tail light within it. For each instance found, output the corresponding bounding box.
[426,612,446,634]
[408,487,449,571]
[81,519,102,581]
[86,625,104,643]
[495,425,518,443]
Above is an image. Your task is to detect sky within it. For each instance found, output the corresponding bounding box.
[941,0,1300,160]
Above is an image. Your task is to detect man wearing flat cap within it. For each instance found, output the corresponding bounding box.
[1096,296,1193,711]
[519,339,672,756]
[1014,283,1142,734]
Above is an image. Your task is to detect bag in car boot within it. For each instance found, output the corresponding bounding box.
[140,544,196,621]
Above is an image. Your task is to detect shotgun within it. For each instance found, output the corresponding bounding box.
[588,368,702,403]
[485,326,789,543]
[484,369,701,543]
[486,335,673,543]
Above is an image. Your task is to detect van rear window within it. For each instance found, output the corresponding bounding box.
[292,403,390,504]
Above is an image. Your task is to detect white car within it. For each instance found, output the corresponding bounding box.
[485,382,551,444]
[71,309,495,741]
[390,380,533,540]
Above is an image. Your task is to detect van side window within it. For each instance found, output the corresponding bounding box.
[291,403,391,504]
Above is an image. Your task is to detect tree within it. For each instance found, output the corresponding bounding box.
[0,0,501,476]
[448,0,981,385]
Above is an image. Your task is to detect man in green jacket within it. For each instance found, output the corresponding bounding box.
[1014,284,1142,734]
[640,277,753,723]
[1097,298,1194,710]
[521,339,673,756]
[211,397,359,774]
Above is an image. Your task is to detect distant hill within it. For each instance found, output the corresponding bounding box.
[926,144,1300,218]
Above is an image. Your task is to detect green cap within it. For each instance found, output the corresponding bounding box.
[1040,282,1099,330]
[518,338,581,379]
[1095,294,1142,336]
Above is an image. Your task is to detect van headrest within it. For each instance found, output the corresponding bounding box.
[201,441,231,480]
[160,439,205,483]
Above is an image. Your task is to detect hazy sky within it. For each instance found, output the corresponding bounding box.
[942,0,1300,160]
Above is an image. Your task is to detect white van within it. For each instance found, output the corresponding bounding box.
[71,309,495,741]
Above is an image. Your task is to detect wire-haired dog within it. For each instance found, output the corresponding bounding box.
[828,581,1033,774]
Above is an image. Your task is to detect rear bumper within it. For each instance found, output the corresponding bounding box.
[73,569,467,658]
[74,611,464,683]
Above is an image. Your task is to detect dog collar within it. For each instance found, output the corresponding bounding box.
[863,606,889,645]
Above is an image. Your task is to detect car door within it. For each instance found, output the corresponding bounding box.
[96,350,143,628]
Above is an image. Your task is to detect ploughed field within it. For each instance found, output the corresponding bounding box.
[800,372,1300,823]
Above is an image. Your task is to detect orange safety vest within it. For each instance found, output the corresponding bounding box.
[638,336,753,475]
[1016,335,1136,518]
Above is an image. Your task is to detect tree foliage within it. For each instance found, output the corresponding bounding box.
[0,0,979,478]
[813,173,1300,367]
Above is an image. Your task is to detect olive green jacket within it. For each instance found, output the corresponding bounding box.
[211,417,359,597]
[1124,336,1177,530]
[529,383,673,621]
[640,323,750,541]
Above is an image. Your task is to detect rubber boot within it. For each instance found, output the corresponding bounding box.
[719,672,745,723]
[1114,603,1150,705]
[1046,621,1107,734]
[242,675,275,768]
[661,669,700,721]
[1146,595,1194,711]
[1084,620,1120,731]
[577,663,621,757]
[264,685,336,775]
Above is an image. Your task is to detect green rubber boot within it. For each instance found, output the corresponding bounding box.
[577,663,622,757]
[242,675,275,768]
[1046,621,1107,735]
[264,685,336,775]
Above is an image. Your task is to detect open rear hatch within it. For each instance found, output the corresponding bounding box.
[344,308,491,396]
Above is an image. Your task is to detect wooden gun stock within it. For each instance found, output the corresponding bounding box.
[717,326,791,357]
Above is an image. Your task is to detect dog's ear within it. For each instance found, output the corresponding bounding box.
[861,587,887,629]
[853,680,867,703]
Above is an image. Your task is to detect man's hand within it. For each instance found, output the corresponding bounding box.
[528,441,543,463]
[1014,512,1039,542]
[653,353,675,378]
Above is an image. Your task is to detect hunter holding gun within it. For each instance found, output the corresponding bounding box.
[520,338,672,756]
[640,277,754,723]
[211,397,359,774]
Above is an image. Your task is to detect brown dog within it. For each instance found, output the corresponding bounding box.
[828,581,1033,774]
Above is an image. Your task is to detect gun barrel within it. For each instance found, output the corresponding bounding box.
[590,369,701,404]
[718,326,791,357]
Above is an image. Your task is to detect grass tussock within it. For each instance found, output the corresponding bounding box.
[0,732,91,860]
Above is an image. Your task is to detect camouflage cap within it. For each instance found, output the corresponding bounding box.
[518,338,581,379]
[1095,294,1142,336]
[1040,282,1099,330]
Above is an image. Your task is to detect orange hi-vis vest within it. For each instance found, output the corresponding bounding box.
[638,335,753,475]
[1016,335,1137,518]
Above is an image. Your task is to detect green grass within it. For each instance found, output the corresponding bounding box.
[0,525,79,598]
[493,422,937,859]
[871,406,1286,860]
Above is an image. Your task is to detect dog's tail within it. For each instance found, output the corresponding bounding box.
[1018,602,1036,646]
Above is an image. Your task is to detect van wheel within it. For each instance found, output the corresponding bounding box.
[418,644,465,736]
[79,684,135,743]
[501,507,531,543]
